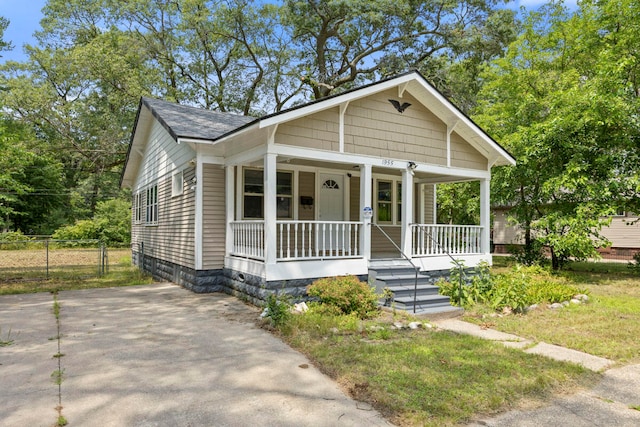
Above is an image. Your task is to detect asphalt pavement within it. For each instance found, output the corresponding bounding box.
[0,283,391,427]
[1,283,639,426]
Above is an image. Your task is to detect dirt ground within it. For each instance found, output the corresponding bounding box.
[0,248,130,269]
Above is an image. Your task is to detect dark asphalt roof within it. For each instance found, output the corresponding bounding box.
[141,97,257,142]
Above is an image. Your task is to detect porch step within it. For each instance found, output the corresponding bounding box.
[370,260,461,317]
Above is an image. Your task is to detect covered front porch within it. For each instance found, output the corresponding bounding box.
[220,149,492,282]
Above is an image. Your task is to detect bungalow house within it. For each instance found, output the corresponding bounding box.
[120,71,515,313]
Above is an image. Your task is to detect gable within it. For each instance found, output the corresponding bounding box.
[131,115,196,191]
[344,89,449,166]
[273,88,488,170]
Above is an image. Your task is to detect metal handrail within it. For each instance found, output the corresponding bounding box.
[369,222,420,313]
[411,223,467,305]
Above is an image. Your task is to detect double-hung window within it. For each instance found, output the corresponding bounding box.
[243,168,293,219]
[376,179,402,224]
[146,185,158,225]
[134,192,142,224]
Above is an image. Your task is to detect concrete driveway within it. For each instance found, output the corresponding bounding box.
[0,283,392,427]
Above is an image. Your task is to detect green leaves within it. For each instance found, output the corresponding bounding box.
[476,0,640,269]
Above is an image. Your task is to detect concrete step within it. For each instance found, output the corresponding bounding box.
[394,294,452,307]
[376,273,436,286]
[381,283,441,298]
[370,260,458,316]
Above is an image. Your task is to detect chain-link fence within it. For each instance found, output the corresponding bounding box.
[0,239,108,282]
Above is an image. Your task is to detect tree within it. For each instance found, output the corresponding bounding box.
[475,1,640,269]
[284,0,515,100]
[0,117,66,233]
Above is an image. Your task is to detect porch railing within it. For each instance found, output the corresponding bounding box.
[277,221,362,260]
[230,221,265,260]
[230,220,363,261]
[411,224,483,256]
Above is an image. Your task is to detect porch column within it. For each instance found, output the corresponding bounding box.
[401,168,414,256]
[225,165,235,258]
[359,164,372,259]
[480,178,491,254]
[264,153,277,265]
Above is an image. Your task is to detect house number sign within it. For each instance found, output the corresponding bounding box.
[381,159,394,166]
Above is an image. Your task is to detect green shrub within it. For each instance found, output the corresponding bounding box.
[306,275,379,319]
[439,263,587,313]
[0,230,34,250]
[52,199,131,246]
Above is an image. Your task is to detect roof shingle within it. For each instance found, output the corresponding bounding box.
[142,97,256,142]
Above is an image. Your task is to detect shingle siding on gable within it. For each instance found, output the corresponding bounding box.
[270,89,488,171]
[345,90,448,165]
[275,108,340,151]
[450,132,488,170]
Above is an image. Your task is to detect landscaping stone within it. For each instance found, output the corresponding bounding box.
[549,303,564,309]
[408,321,421,330]
[575,294,589,302]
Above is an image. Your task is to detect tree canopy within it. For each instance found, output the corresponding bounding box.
[474,0,640,268]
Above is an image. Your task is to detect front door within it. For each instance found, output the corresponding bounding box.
[318,173,345,252]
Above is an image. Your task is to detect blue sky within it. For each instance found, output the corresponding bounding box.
[0,0,579,63]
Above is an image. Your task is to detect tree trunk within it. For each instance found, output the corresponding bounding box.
[550,247,560,271]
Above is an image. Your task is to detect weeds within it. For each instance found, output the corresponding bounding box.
[263,293,291,327]
[439,262,586,313]
[50,369,65,386]
[0,327,15,347]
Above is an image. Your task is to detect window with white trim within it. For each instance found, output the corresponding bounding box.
[376,179,402,224]
[377,180,392,223]
[243,168,293,219]
[145,185,158,225]
[172,170,183,197]
[134,192,142,224]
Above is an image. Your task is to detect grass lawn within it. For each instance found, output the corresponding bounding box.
[275,310,599,426]
[272,257,639,426]
[471,257,640,364]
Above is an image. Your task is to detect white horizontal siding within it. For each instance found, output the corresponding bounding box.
[133,120,196,192]
[131,168,196,268]
[202,164,226,269]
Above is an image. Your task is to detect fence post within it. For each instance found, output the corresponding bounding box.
[45,239,49,280]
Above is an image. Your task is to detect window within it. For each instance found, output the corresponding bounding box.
[243,168,293,219]
[376,179,403,224]
[397,182,402,221]
[377,180,392,222]
[276,171,293,218]
[134,192,142,224]
[243,169,264,218]
[145,185,158,225]
[172,171,183,197]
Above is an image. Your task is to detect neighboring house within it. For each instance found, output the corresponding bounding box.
[493,208,640,260]
[120,71,515,309]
